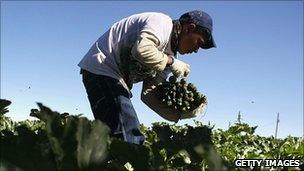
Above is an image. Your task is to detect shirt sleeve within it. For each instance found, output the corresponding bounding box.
[131,31,169,72]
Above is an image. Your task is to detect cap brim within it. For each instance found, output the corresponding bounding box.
[201,35,216,49]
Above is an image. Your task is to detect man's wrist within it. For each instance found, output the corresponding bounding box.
[167,55,175,66]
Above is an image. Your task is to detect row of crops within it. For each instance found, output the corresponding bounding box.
[0,99,303,171]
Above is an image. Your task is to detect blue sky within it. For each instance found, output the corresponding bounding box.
[1,1,303,138]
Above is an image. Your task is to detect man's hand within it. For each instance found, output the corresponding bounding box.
[170,58,190,77]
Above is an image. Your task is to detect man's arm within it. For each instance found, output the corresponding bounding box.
[131,31,173,72]
[131,32,190,77]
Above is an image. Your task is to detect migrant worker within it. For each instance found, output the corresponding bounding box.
[78,10,216,145]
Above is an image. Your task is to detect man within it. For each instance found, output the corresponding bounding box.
[78,10,216,145]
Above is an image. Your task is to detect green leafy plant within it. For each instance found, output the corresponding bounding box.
[0,99,303,171]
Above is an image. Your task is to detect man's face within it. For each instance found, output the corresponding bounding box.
[178,23,208,55]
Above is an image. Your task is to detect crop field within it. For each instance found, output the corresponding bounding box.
[0,99,303,171]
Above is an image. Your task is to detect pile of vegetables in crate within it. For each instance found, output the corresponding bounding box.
[156,76,207,112]
[140,75,208,122]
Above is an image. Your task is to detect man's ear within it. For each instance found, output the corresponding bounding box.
[188,23,196,32]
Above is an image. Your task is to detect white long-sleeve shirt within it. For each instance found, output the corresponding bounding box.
[78,12,174,92]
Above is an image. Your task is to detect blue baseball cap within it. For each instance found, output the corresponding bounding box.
[179,10,216,49]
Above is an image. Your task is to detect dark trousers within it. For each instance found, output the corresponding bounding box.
[81,69,145,145]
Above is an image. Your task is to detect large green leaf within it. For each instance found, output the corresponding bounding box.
[76,118,110,169]
[0,99,11,116]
